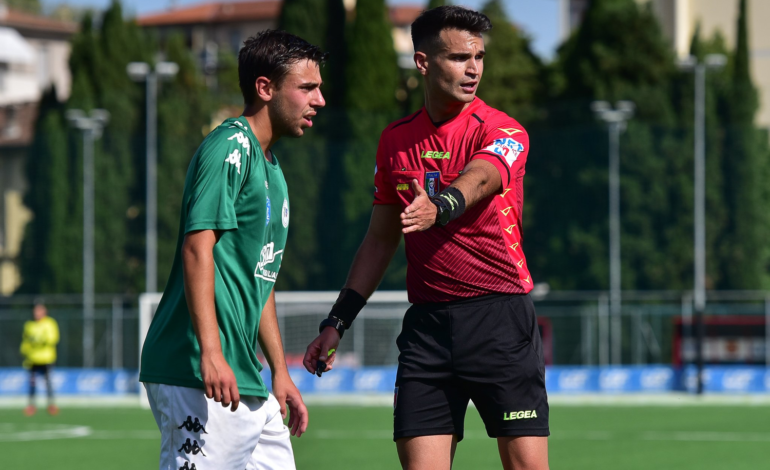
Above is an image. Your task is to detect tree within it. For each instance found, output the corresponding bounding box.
[335,0,401,286]
[17,88,77,293]
[5,0,41,14]
[427,0,445,9]
[155,34,214,290]
[529,0,686,290]
[717,0,770,288]
[278,0,327,48]
[478,0,543,121]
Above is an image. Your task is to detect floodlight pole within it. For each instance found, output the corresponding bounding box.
[679,54,726,394]
[591,101,635,366]
[66,109,109,368]
[128,61,178,294]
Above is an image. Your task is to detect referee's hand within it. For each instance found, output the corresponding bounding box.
[401,179,437,233]
[303,327,340,374]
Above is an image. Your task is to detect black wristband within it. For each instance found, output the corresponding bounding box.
[325,288,367,329]
[319,317,346,339]
[431,187,466,226]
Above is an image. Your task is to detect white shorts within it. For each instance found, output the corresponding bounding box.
[144,382,296,470]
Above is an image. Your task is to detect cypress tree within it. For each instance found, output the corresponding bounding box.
[18,88,74,293]
[478,0,543,121]
[427,0,445,9]
[155,34,213,290]
[718,0,770,288]
[278,0,327,48]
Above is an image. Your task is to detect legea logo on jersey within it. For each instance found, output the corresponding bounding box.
[255,242,283,282]
[420,150,451,159]
[485,138,524,167]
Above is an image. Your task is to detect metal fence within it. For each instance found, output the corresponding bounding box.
[2,291,768,369]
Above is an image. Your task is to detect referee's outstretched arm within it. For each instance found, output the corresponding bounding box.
[401,159,501,234]
[302,204,402,373]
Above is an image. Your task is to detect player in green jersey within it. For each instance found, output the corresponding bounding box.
[140,30,326,470]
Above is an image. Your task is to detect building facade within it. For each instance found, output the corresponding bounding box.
[564,0,770,130]
[0,3,76,295]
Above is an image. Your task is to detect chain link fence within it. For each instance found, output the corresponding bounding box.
[2,291,768,369]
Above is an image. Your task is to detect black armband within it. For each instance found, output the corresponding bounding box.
[319,288,367,336]
[431,187,466,226]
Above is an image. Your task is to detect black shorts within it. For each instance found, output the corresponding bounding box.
[30,364,51,374]
[393,294,549,441]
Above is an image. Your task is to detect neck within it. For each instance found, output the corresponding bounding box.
[243,103,278,161]
[424,89,473,123]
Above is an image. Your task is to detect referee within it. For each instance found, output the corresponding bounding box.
[304,6,549,470]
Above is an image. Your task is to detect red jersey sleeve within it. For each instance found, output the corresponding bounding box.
[373,131,399,205]
[470,119,529,188]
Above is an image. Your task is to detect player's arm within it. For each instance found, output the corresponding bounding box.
[258,288,308,437]
[302,204,402,373]
[400,159,501,233]
[182,228,240,412]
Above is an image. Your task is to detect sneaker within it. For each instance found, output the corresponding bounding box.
[47,404,59,416]
[24,405,36,416]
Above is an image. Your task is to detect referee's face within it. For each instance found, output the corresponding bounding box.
[270,59,325,138]
[422,28,485,105]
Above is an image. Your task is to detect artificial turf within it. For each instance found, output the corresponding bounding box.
[0,403,768,469]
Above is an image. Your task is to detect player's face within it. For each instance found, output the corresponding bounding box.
[270,59,325,138]
[424,29,485,104]
[33,305,46,321]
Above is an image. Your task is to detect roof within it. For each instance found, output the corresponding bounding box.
[138,0,281,27]
[0,8,77,35]
[137,1,424,28]
[389,5,423,27]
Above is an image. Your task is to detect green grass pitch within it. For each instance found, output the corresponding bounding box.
[1,404,768,469]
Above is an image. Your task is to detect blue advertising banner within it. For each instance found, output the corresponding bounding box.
[0,366,768,395]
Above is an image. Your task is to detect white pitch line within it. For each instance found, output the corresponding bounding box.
[642,431,770,442]
[0,424,91,442]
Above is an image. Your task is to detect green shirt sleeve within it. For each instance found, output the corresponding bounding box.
[184,129,252,233]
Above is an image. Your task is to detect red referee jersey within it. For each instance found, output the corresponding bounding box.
[374,98,533,304]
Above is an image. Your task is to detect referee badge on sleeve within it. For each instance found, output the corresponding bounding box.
[425,171,441,197]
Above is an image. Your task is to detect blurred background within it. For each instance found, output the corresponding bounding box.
[0,0,769,468]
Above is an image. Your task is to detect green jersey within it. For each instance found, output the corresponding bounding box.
[140,116,290,397]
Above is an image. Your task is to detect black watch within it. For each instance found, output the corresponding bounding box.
[432,198,450,226]
[319,316,346,339]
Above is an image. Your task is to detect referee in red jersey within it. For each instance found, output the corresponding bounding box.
[304,6,549,469]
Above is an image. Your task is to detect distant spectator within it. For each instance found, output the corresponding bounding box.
[20,301,59,416]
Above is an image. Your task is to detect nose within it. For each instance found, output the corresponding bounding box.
[467,59,479,77]
[312,88,326,108]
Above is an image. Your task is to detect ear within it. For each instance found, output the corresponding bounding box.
[414,51,428,77]
[255,76,273,102]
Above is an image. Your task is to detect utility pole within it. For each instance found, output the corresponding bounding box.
[591,101,635,365]
[66,108,110,369]
[678,54,726,394]
[127,61,179,294]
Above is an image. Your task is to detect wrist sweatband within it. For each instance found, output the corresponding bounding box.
[433,187,466,224]
[327,288,367,329]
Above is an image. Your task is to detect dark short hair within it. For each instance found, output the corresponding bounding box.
[238,30,327,105]
[411,6,492,53]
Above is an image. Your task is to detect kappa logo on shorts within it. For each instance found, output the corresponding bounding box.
[503,410,538,421]
[178,438,206,456]
[178,416,207,433]
[179,463,197,470]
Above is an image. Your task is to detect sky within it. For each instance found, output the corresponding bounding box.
[42,0,563,60]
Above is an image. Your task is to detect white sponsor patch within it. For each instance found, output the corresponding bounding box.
[484,138,525,167]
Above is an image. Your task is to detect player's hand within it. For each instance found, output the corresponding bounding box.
[272,373,309,437]
[302,327,340,374]
[200,350,240,412]
[400,179,437,233]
